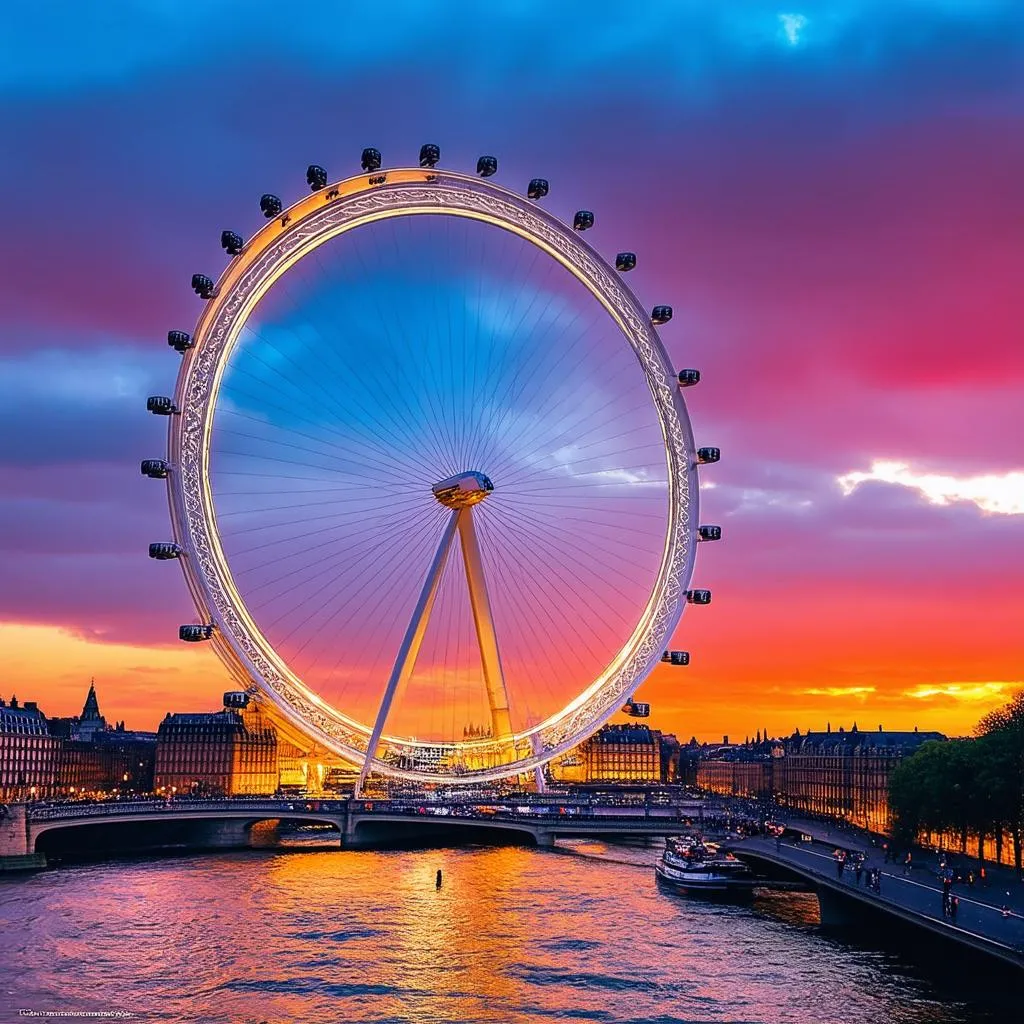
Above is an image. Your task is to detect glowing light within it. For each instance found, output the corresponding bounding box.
[801,686,876,698]
[778,12,808,46]
[837,460,1024,515]
[904,682,1015,702]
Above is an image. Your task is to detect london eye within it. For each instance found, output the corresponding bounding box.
[143,146,720,789]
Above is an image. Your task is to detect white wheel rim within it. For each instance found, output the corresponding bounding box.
[168,168,699,783]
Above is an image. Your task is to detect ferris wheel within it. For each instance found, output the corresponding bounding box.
[142,146,721,790]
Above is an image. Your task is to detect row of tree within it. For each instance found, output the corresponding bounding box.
[889,690,1024,877]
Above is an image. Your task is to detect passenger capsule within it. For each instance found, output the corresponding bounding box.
[476,155,498,177]
[622,700,650,718]
[677,369,701,387]
[527,178,549,200]
[140,459,169,478]
[696,447,720,464]
[361,147,382,172]
[259,193,282,218]
[179,624,215,643]
[419,143,440,168]
[573,210,594,231]
[146,396,177,416]
[652,305,673,325]
[615,252,637,272]
[686,589,712,605]
[306,164,328,191]
[191,274,215,299]
[220,230,243,256]
[698,525,722,542]
[149,542,182,560]
[167,330,193,353]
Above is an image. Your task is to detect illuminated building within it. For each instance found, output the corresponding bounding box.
[697,724,946,833]
[547,724,686,784]
[584,724,662,783]
[0,697,62,802]
[774,725,945,833]
[154,693,277,796]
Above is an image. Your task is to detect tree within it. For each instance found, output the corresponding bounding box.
[977,690,1024,878]
[890,691,1024,877]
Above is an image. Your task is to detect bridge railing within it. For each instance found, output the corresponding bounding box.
[27,798,349,821]
[26,795,703,825]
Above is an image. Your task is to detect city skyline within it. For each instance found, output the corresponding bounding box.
[2,1,1023,743]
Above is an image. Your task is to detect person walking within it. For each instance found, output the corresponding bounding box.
[903,852,912,876]
[435,869,443,889]
[950,895,959,922]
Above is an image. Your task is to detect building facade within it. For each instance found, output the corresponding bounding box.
[697,725,947,833]
[154,694,278,796]
[0,699,63,802]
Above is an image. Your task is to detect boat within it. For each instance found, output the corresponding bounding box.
[655,835,757,899]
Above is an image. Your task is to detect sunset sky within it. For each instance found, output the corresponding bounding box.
[2,1,1022,744]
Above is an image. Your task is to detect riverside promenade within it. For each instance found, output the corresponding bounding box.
[728,816,1024,970]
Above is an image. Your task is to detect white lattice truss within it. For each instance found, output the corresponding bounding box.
[167,168,699,783]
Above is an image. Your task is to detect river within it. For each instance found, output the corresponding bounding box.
[0,838,1006,1023]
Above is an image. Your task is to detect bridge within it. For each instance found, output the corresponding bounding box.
[1,795,700,868]
[726,828,1024,972]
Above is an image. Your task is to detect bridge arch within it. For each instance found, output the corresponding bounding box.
[31,809,344,857]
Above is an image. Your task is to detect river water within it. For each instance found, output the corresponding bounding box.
[0,839,1006,1024]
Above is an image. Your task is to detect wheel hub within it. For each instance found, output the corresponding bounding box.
[432,471,494,509]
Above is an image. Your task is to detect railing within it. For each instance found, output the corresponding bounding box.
[27,798,349,821]
[27,796,697,826]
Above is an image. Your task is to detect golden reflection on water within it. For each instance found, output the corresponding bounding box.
[0,844,999,1024]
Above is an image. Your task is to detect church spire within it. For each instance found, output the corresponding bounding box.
[81,678,102,720]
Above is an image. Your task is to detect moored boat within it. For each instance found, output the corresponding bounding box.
[655,835,757,899]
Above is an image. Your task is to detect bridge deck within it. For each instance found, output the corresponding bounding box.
[730,832,1024,970]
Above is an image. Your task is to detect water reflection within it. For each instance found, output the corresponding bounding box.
[0,845,1002,1023]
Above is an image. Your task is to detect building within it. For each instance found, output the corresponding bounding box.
[774,724,945,833]
[49,682,157,796]
[154,693,278,796]
[548,723,687,784]
[583,724,662,783]
[697,724,947,833]
[0,698,62,802]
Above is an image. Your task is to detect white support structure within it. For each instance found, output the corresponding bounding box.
[356,473,515,796]
[531,732,548,793]
[356,511,459,797]
[456,507,513,741]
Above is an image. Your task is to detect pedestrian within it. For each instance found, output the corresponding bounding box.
[979,865,988,887]
[436,869,443,889]
[882,842,889,863]
[903,852,912,875]
[950,896,959,922]
[967,871,975,888]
